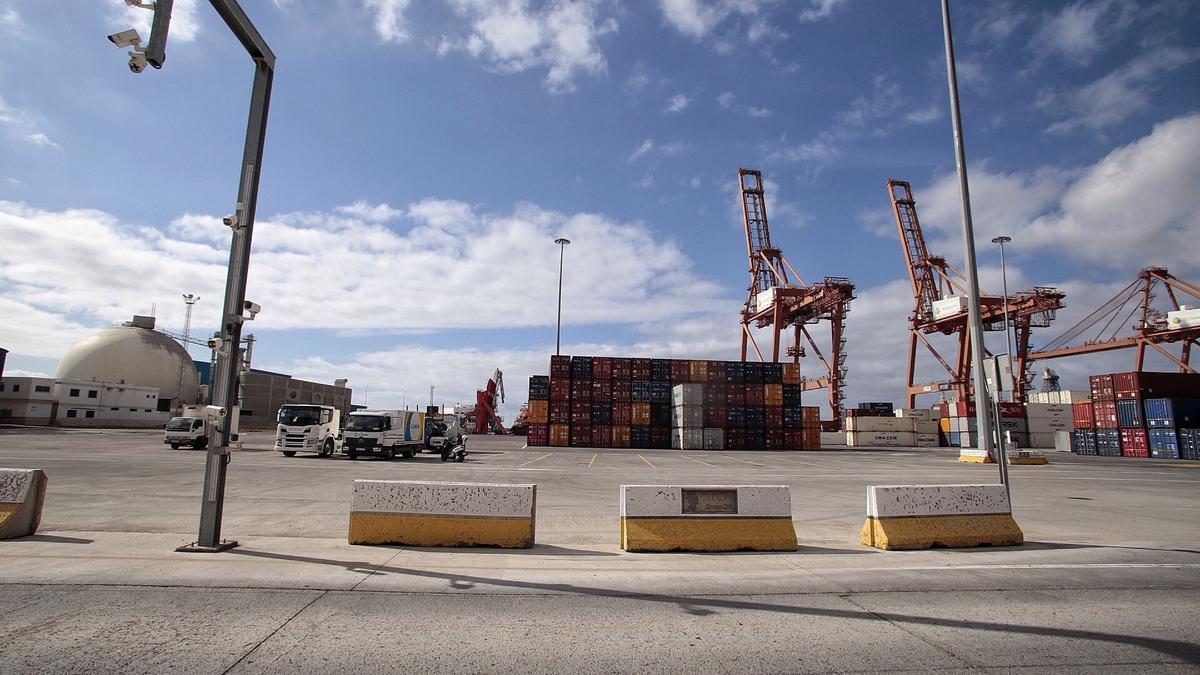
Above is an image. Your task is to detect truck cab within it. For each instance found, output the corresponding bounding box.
[275,404,342,457]
[163,404,226,450]
[344,409,424,460]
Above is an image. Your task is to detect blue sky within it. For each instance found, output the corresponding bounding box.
[2,0,1199,421]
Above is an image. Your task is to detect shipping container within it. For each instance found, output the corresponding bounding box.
[590,379,612,403]
[745,384,765,406]
[590,403,612,426]
[744,361,763,384]
[763,384,784,407]
[1120,428,1149,458]
[571,355,592,380]
[1095,429,1122,456]
[746,428,765,449]
[651,358,671,382]
[765,406,783,428]
[1072,401,1095,429]
[591,357,612,381]
[1179,428,1198,461]
[571,401,592,425]
[670,359,691,382]
[847,430,915,447]
[784,428,805,450]
[570,426,592,447]
[612,425,631,448]
[1089,374,1115,401]
[1113,371,1200,400]
[762,363,783,385]
[783,407,805,429]
[612,358,632,380]
[703,383,726,406]
[782,384,802,407]
[1116,399,1145,429]
[725,385,746,406]
[1072,429,1097,455]
[611,379,631,403]
[671,405,704,429]
[703,428,724,450]
[570,379,592,401]
[528,375,550,401]
[550,377,571,401]
[651,427,671,449]
[726,405,746,428]
[612,402,631,426]
[650,381,671,403]
[1144,398,1200,428]
[527,423,548,446]
[706,360,725,383]
[1148,428,1180,459]
[725,362,745,384]
[549,399,571,425]
[591,425,612,449]
[631,358,652,381]
[528,400,548,424]
[672,428,704,450]
[744,405,765,429]
[846,416,917,433]
[764,428,784,449]
[631,403,651,426]
[858,401,895,414]
[704,405,727,428]
[672,383,704,407]
[650,402,671,427]
[549,423,570,447]
[689,359,708,383]
[1093,401,1118,429]
[630,380,651,403]
[630,425,651,448]
[997,402,1025,418]
[550,355,571,379]
[725,427,746,450]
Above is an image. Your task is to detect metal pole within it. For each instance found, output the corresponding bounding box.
[941,0,1006,492]
[179,0,276,553]
[993,236,1014,400]
[430,385,435,408]
[554,238,571,355]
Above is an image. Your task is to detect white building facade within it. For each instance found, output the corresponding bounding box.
[0,376,164,427]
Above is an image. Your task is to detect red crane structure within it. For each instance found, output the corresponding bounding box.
[887,179,1065,407]
[738,168,856,423]
[1027,267,1200,373]
[473,368,508,435]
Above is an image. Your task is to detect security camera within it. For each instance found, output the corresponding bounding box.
[243,301,261,320]
[125,0,157,8]
[108,28,142,49]
[128,51,148,73]
[207,336,226,353]
[222,214,239,228]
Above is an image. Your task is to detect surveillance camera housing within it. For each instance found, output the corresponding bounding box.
[243,301,262,320]
[128,51,148,73]
[125,0,157,8]
[222,214,239,228]
[108,28,142,49]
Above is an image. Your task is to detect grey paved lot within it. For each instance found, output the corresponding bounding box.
[1,427,1198,673]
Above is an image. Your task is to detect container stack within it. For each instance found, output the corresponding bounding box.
[526,355,822,450]
[1071,401,1097,455]
[1025,403,1072,449]
[1145,397,1200,459]
[526,375,550,446]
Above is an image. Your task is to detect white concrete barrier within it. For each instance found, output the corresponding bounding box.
[620,485,797,552]
[860,484,1023,550]
[0,469,47,540]
[348,480,535,548]
[960,447,1048,464]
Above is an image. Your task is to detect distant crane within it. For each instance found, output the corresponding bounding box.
[738,168,856,423]
[886,179,1065,406]
[474,368,508,435]
[1027,267,1200,373]
[182,294,200,347]
[1040,368,1061,393]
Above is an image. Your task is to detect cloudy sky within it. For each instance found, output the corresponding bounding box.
[2,0,1199,422]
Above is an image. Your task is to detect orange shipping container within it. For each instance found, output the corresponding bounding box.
[689,359,708,383]
[764,384,784,407]
[528,400,549,424]
[631,403,652,426]
[782,363,802,385]
[612,425,631,448]
[550,424,570,447]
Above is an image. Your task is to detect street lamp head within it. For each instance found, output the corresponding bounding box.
[991,236,1012,244]
[555,237,571,246]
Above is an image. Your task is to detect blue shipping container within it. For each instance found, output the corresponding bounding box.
[949,431,960,447]
[1095,429,1122,457]
[1073,429,1097,455]
[1179,428,1199,461]
[1116,399,1144,429]
[1144,398,1200,428]
[1148,428,1180,459]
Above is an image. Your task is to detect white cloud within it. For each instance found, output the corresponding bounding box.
[114,0,200,43]
[0,96,58,150]
[335,201,404,222]
[25,132,59,149]
[1039,48,1200,135]
[658,0,734,38]
[1029,0,1120,66]
[716,91,735,109]
[904,105,941,125]
[768,135,838,163]
[364,0,412,43]
[968,2,1028,44]
[441,0,618,93]
[626,138,685,162]
[0,7,21,30]
[628,138,654,162]
[797,0,846,23]
[666,94,690,113]
[715,91,771,118]
[746,106,771,118]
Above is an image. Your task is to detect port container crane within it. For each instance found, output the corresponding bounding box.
[886,179,1065,406]
[474,368,508,435]
[738,168,856,423]
[1027,267,1199,373]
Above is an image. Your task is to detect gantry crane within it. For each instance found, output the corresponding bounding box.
[887,179,1065,406]
[473,368,508,435]
[738,168,856,422]
[1028,267,1199,373]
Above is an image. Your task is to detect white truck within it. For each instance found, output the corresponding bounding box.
[275,404,342,457]
[343,409,425,460]
[424,414,466,453]
[164,404,229,450]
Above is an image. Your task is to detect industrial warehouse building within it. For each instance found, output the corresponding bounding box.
[218,368,352,430]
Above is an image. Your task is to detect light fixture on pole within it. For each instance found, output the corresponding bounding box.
[554,237,571,356]
[429,385,435,408]
[992,235,1015,393]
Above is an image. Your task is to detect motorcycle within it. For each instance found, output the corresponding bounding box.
[440,437,467,463]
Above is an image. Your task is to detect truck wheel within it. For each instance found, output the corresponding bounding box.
[403,448,416,459]
[321,438,335,458]
[282,451,296,457]
[170,443,180,450]
[194,436,208,450]
[384,447,395,461]
[348,451,358,460]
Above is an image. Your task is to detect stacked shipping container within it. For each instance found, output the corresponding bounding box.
[527,355,821,450]
[1067,371,1200,459]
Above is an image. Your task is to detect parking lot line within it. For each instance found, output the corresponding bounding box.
[520,453,553,467]
[587,453,598,468]
[681,454,723,469]
[638,454,657,469]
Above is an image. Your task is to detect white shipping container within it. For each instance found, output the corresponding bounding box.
[950,416,976,433]
[756,287,777,312]
[1167,306,1200,330]
[1054,430,1072,452]
[959,432,981,448]
[1057,390,1089,404]
[916,433,940,447]
[1025,403,1071,419]
[895,408,932,421]
[1027,432,1057,448]
[914,420,938,435]
[703,428,724,450]
[820,431,846,446]
[932,295,968,320]
[1028,417,1072,434]
[671,428,705,450]
[846,431,915,447]
[845,416,916,433]
[671,405,704,429]
[671,384,704,407]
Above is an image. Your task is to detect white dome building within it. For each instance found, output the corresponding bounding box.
[55,316,199,409]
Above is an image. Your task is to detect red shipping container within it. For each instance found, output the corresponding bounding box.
[1093,401,1118,429]
[650,427,671,449]
[764,429,784,450]
[784,428,804,450]
[611,425,631,448]
[725,428,746,450]
[705,405,727,428]
[765,406,783,428]
[550,377,571,401]
[591,357,612,380]
[631,358,652,380]
[550,355,571,379]
[571,380,592,401]
[704,383,726,406]
[549,400,571,424]
[611,380,631,403]
[527,424,549,446]
[1112,371,1200,400]
[952,401,976,417]
[706,360,725,383]
[570,426,592,447]
[1090,374,1115,401]
[998,402,1025,418]
[670,360,691,382]
[1072,401,1095,429]
[745,384,765,405]
[612,358,632,380]
[1120,428,1149,458]
[590,379,612,403]
[612,402,632,426]
[725,386,745,406]
[591,425,612,448]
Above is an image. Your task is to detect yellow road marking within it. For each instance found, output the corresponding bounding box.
[722,453,786,470]
[682,454,722,469]
[638,454,657,469]
[520,453,552,467]
[588,453,598,467]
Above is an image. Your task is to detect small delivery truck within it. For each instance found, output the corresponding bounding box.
[343,409,425,460]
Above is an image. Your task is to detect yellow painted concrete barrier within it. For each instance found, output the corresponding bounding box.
[959,448,1049,465]
[860,484,1023,550]
[620,485,797,552]
[0,468,47,540]
[348,480,535,548]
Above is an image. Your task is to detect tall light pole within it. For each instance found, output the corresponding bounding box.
[942,0,1007,492]
[554,238,571,355]
[429,385,435,408]
[992,236,1015,394]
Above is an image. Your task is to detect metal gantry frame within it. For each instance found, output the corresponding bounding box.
[887,179,1065,408]
[736,169,856,424]
[1028,267,1200,372]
